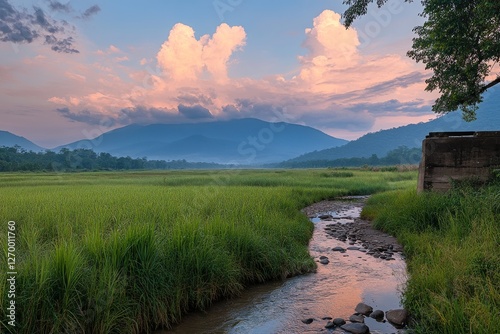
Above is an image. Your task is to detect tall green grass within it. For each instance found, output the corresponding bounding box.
[0,169,416,333]
[363,185,500,334]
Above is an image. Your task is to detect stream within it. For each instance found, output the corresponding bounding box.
[161,198,407,334]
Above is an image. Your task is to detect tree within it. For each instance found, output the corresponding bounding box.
[343,0,500,120]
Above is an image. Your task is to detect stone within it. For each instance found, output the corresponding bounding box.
[370,309,384,321]
[332,246,346,252]
[325,321,336,328]
[349,314,365,323]
[319,214,332,220]
[355,302,373,315]
[386,309,408,326]
[301,318,314,324]
[340,323,370,334]
[322,316,332,320]
[347,246,360,250]
[319,258,329,265]
[333,318,346,326]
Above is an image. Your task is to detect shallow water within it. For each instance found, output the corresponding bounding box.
[160,203,407,334]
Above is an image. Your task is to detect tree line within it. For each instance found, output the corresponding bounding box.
[0,146,230,172]
[0,145,422,172]
[275,146,422,168]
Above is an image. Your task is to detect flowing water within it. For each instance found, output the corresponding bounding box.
[160,200,407,334]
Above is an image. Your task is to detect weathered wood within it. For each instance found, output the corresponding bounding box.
[417,131,500,192]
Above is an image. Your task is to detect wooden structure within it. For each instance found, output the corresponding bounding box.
[417,131,500,192]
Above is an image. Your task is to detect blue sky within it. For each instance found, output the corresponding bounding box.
[0,0,437,147]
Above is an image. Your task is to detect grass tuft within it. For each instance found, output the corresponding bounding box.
[363,185,500,334]
[0,168,417,333]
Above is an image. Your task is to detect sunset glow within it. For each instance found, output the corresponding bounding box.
[0,0,438,147]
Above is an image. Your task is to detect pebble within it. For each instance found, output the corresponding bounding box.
[355,303,373,316]
[340,323,370,334]
[349,314,365,323]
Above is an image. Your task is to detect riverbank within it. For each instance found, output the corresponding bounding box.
[0,169,417,334]
[364,185,500,334]
[165,198,407,333]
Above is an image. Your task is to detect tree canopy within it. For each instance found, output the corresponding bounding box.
[343,0,500,120]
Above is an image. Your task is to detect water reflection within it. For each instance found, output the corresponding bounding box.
[161,203,407,334]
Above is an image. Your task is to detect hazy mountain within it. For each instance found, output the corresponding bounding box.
[287,87,500,164]
[56,118,348,164]
[0,131,45,152]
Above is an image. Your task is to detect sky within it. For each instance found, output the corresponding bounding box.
[0,0,440,148]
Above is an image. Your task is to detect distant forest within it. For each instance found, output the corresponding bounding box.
[0,147,230,172]
[0,145,422,172]
[275,146,422,168]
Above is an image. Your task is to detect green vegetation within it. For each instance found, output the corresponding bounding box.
[363,185,500,334]
[0,146,231,172]
[1,145,424,172]
[0,169,415,333]
[276,146,422,168]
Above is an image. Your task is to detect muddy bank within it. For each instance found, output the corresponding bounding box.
[162,197,407,334]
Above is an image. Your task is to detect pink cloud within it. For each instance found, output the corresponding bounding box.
[96,45,122,56]
[157,23,205,81]
[43,10,437,135]
[202,23,246,81]
[156,23,246,82]
[300,10,360,71]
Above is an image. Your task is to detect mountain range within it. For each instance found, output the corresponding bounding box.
[0,131,44,152]
[1,86,499,166]
[55,118,347,164]
[285,87,500,164]
[0,118,347,164]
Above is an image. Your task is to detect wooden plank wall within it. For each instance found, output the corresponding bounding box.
[417,131,500,192]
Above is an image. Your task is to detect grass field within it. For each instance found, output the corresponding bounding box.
[363,184,500,334]
[0,169,416,333]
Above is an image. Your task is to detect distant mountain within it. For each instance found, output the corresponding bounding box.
[56,118,348,164]
[0,131,45,152]
[286,87,500,164]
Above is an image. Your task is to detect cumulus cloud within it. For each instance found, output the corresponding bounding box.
[157,23,203,81]
[297,10,360,87]
[157,22,245,81]
[202,23,246,80]
[301,10,360,68]
[47,9,437,139]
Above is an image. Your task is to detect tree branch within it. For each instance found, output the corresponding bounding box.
[480,76,500,93]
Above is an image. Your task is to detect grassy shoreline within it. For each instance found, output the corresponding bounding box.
[362,185,500,334]
[0,169,415,333]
